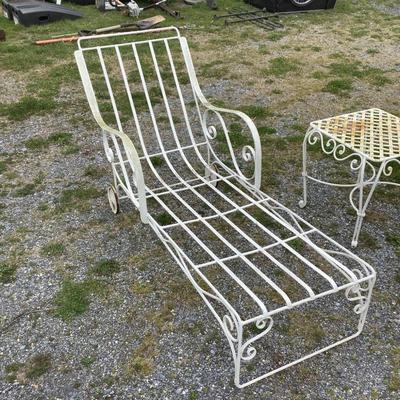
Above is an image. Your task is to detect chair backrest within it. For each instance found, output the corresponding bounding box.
[75,28,206,158]
[75,27,261,190]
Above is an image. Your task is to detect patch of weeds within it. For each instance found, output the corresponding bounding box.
[37,203,49,211]
[25,354,52,379]
[61,144,80,155]
[41,241,65,257]
[151,156,164,167]
[25,137,49,151]
[126,333,157,377]
[0,262,16,284]
[359,232,380,250]
[57,186,102,212]
[388,347,400,392]
[266,31,287,42]
[84,165,106,178]
[274,137,288,151]
[54,280,92,321]
[310,326,325,344]
[289,238,305,251]
[265,57,299,77]
[49,132,72,145]
[14,183,36,197]
[91,259,120,277]
[155,212,174,226]
[350,28,368,38]
[366,48,379,55]
[189,391,199,400]
[324,79,353,95]
[227,123,250,147]
[286,134,304,143]
[128,356,153,376]
[4,362,23,382]
[312,71,328,80]
[258,44,269,54]
[80,356,95,368]
[386,234,400,256]
[25,132,73,151]
[0,161,6,174]
[291,124,307,133]
[258,126,277,136]
[240,105,271,119]
[131,281,153,295]
[0,96,55,121]
[326,60,391,88]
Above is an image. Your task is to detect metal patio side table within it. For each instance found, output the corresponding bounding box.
[299,108,400,247]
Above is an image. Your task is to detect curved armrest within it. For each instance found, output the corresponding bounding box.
[199,97,262,190]
[178,37,262,189]
[75,49,148,222]
[100,121,148,223]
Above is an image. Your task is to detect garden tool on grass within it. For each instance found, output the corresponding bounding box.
[35,15,165,45]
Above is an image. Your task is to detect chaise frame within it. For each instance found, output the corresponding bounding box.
[75,27,376,388]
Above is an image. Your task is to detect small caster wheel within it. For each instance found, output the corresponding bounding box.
[298,199,307,209]
[107,185,120,214]
[351,240,358,248]
[205,164,219,188]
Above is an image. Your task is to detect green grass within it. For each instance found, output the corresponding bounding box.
[91,259,120,277]
[84,165,106,178]
[151,156,164,167]
[25,354,52,379]
[57,186,102,212]
[25,132,73,151]
[54,280,92,321]
[240,105,271,119]
[5,355,51,382]
[386,234,400,256]
[324,79,353,95]
[0,161,6,174]
[80,356,95,368]
[258,126,277,136]
[388,347,400,392]
[325,59,392,88]
[155,212,174,226]
[265,57,300,77]
[0,262,16,284]
[13,183,36,197]
[41,242,65,257]
[0,96,55,121]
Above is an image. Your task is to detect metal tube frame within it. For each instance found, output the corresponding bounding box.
[75,27,376,388]
[300,126,400,247]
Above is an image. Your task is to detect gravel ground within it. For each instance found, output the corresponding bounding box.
[1,3,400,400]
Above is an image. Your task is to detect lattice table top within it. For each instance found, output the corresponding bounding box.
[311,108,400,162]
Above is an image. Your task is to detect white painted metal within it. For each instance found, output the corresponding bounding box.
[75,28,376,388]
[300,108,400,247]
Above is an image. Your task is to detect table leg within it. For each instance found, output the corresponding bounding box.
[299,128,314,209]
[351,161,384,247]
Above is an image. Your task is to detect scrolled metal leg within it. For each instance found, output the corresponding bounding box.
[345,273,376,333]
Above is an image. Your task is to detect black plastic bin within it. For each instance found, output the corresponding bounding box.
[244,0,336,12]
[2,0,82,26]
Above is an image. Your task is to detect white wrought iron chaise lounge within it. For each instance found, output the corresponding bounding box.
[75,27,376,388]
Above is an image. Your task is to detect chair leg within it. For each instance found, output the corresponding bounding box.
[299,128,313,209]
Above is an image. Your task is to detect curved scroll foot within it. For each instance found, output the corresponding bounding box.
[107,185,120,214]
[298,199,307,209]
